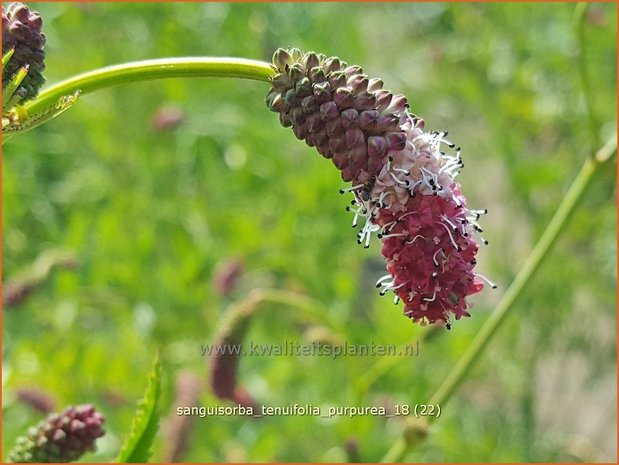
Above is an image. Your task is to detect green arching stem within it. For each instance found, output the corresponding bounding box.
[223,288,344,332]
[381,134,617,463]
[215,288,348,344]
[21,57,275,116]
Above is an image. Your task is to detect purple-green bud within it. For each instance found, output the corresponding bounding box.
[272,48,292,71]
[2,2,46,102]
[7,404,105,463]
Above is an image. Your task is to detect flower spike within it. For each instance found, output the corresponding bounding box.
[6,404,105,463]
[266,48,491,327]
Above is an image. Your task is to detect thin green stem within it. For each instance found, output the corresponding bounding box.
[573,2,600,149]
[381,438,408,463]
[220,288,347,337]
[22,57,275,116]
[428,142,617,408]
[381,134,617,463]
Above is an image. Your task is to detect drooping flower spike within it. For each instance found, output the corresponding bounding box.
[266,48,495,328]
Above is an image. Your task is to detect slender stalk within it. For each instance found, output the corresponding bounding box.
[429,139,616,408]
[381,134,617,463]
[234,288,339,328]
[573,2,600,149]
[381,437,408,463]
[22,57,275,116]
[217,288,347,338]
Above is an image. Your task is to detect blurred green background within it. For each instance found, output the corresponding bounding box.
[2,2,616,462]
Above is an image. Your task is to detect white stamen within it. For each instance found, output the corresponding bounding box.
[378,191,390,208]
[381,220,398,233]
[419,167,438,191]
[441,214,458,231]
[469,208,488,216]
[438,221,460,251]
[378,278,407,296]
[394,281,407,290]
[387,170,409,186]
[346,206,365,228]
[358,219,380,248]
[475,273,497,289]
[423,287,437,302]
[406,234,424,244]
[339,184,365,194]
[467,219,483,232]
[380,232,406,240]
[397,211,416,221]
[475,230,489,246]
[408,179,422,192]
[432,248,443,267]
[375,274,393,286]
[388,160,410,175]
[364,229,372,248]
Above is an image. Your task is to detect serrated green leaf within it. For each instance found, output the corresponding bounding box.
[115,352,162,463]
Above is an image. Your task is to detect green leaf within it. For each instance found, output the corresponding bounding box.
[2,47,15,68]
[2,65,28,111]
[2,90,80,142]
[115,352,162,463]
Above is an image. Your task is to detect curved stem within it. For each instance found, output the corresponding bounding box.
[22,57,275,116]
[381,133,617,463]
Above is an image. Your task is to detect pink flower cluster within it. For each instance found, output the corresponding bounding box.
[346,114,494,327]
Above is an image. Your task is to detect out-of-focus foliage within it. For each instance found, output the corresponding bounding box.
[115,353,161,463]
[2,2,616,462]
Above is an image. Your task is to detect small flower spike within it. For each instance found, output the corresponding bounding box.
[2,2,46,103]
[267,48,493,328]
[7,404,105,463]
